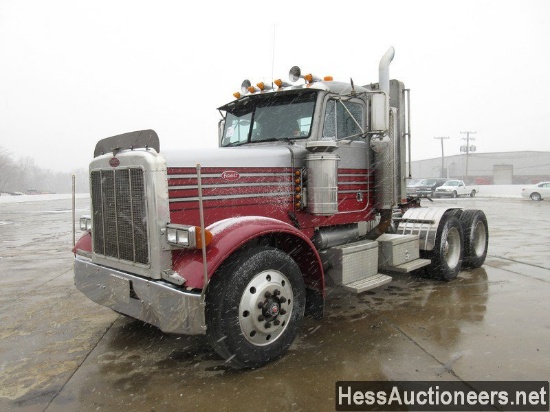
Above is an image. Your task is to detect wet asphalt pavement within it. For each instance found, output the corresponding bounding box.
[0,196,548,411]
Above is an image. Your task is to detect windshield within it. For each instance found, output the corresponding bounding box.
[444,180,460,186]
[220,91,316,147]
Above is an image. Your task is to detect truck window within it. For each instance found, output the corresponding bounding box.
[252,100,314,141]
[323,99,364,139]
[223,113,253,146]
[220,91,316,147]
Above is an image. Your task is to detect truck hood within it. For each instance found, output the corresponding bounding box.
[162,145,293,169]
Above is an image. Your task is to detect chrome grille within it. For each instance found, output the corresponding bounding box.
[91,168,149,265]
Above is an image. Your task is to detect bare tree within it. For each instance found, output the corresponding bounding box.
[0,146,89,194]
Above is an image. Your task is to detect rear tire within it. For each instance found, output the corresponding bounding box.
[451,191,458,198]
[470,190,476,198]
[206,246,305,369]
[460,210,488,268]
[429,214,464,281]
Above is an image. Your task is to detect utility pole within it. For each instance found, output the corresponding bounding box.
[434,136,449,178]
[460,131,477,183]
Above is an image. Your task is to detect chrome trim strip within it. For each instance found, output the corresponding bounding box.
[168,172,292,179]
[74,256,206,335]
[170,191,294,203]
[169,182,291,190]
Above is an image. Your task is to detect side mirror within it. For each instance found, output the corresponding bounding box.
[371,93,389,133]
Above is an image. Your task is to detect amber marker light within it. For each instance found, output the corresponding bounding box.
[257,82,272,91]
[233,92,241,99]
[274,79,291,89]
[324,76,333,81]
[194,227,213,249]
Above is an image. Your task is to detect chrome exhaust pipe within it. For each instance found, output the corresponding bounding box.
[379,46,395,95]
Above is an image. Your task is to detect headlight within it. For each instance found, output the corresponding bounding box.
[166,224,212,249]
[79,215,92,231]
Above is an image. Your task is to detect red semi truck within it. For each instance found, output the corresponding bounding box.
[73,47,489,368]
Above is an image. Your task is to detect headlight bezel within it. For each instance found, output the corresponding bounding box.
[165,224,212,249]
[79,215,92,231]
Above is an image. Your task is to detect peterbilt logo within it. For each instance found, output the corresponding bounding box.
[221,171,240,181]
[109,157,120,167]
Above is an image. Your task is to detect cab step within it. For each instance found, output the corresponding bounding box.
[380,258,431,274]
[342,274,393,294]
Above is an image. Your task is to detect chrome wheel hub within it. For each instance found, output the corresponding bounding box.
[472,221,487,257]
[239,269,293,346]
[444,227,461,269]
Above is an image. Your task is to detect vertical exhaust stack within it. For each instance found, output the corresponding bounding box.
[367,47,396,240]
[379,46,395,96]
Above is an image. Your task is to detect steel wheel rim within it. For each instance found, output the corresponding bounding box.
[444,227,461,269]
[239,269,294,346]
[472,221,487,257]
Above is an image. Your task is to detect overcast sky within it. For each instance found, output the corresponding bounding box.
[1,0,549,172]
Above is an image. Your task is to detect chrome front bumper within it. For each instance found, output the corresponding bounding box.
[73,256,206,335]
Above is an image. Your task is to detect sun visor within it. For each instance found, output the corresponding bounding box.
[94,129,160,157]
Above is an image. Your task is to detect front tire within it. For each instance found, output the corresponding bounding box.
[206,246,306,369]
[429,215,464,281]
[470,190,476,198]
[451,191,458,198]
[460,210,488,268]
[530,192,542,201]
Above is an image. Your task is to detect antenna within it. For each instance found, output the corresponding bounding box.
[271,24,276,89]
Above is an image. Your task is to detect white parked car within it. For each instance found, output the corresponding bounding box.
[521,182,550,201]
[434,180,478,198]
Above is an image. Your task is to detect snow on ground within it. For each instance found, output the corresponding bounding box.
[0,193,89,204]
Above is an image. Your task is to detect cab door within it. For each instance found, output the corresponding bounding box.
[320,97,371,213]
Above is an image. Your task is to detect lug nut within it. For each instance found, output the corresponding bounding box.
[279,297,286,303]
[273,289,280,296]
[258,315,265,321]
[264,291,272,298]
[257,302,264,309]
[265,322,271,328]
[280,308,287,315]
[274,320,280,326]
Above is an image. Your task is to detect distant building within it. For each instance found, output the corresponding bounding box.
[410,151,550,184]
